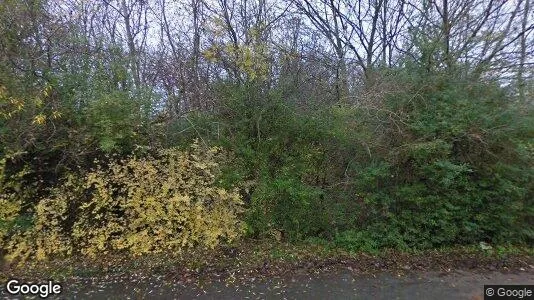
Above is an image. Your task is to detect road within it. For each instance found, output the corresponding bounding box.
[37,269,533,299]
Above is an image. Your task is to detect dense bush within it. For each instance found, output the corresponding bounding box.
[2,142,244,263]
[0,0,532,266]
[0,158,23,243]
[377,75,533,248]
[1,74,531,262]
[177,74,533,250]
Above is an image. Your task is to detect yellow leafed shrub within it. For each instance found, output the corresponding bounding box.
[4,142,244,262]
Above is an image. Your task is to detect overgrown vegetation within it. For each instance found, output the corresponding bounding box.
[199,74,533,250]
[2,143,243,263]
[0,0,532,267]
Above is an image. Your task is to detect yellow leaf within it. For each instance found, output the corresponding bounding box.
[43,85,52,97]
[52,111,62,119]
[32,114,46,125]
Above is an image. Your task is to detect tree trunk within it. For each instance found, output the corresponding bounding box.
[121,0,141,89]
[518,0,530,103]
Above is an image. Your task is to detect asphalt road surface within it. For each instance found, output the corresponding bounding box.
[4,269,531,300]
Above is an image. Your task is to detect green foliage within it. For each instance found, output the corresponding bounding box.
[0,157,23,242]
[190,74,533,251]
[5,71,528,259]
[85,90,150,152]
[360,74,534,249]
[247,176,327,240]
[1,3,532,262]
[333,230,379,253]
[205,85,340,240]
